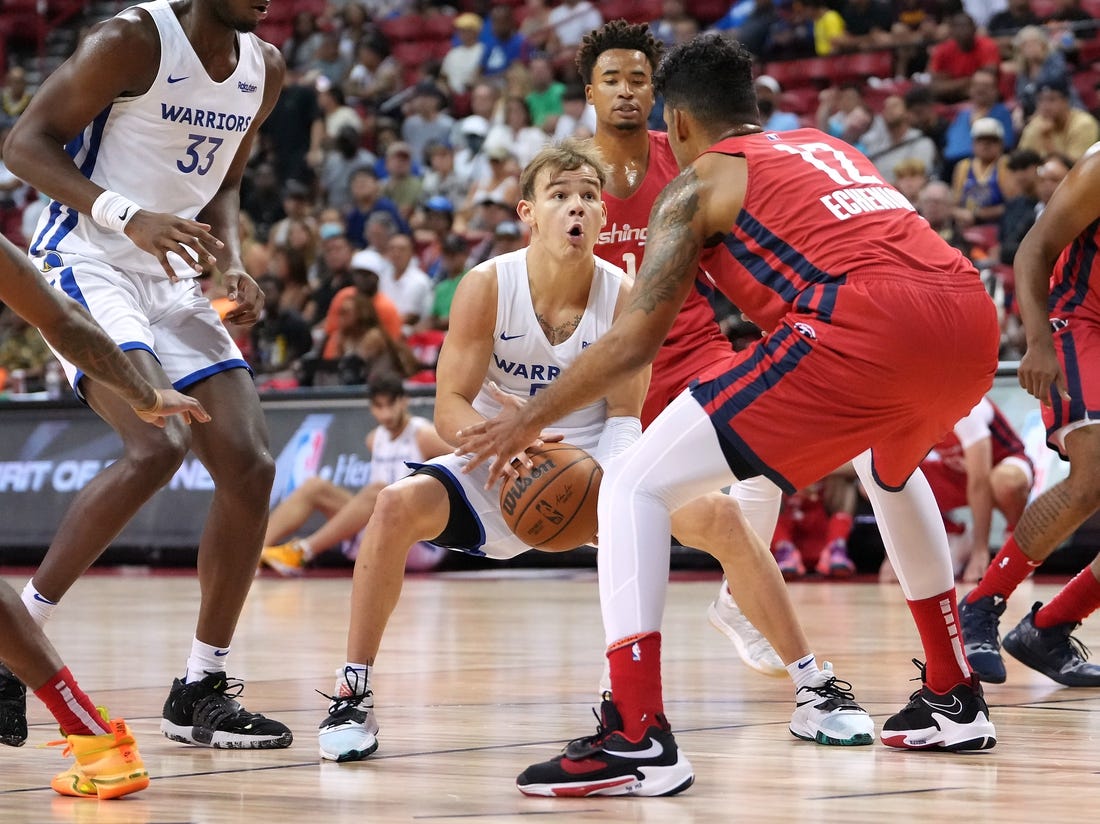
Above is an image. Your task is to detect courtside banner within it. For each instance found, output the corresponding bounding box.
[0,392,436,548]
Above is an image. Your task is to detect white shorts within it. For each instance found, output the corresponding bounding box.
[410,452,532,560]
[34,251,247,396]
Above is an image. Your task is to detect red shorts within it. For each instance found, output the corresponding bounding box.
[1042,316,1100,459]
[643,326,731,428]
[691,274,1000,492]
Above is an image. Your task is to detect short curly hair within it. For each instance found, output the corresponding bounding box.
[653,33,758,131]
[574,20,663,85]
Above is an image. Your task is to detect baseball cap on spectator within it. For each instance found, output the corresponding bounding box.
[351,248,387,273]
[442,233,469,254]
[424,195,454,213]
[970,117,1004,141]
[455,12,482,30]
[1037,76,1071,98]
[320,223,345,240]
[754,75,781,95]
[495,221,522,239]
[386,141,413,159]
[284,179,310,200]
[486,144,513,161]
[460,115,490,137]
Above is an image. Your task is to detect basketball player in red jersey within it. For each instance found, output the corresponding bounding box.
[580,22,878,747]
[958,142,1100,688]
[460,34,999,795]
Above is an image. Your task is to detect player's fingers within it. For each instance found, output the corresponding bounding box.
[155,250,180,282]
[165,239,204,273]
[538,432,565,443]
[178,220,223,249]
[1056,372,1071,400]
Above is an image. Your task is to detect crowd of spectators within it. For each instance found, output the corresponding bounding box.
[0,0,1099,394]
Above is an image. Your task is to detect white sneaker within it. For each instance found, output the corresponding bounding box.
[318,666,379,762]
[789,662,874,746]
[706,581,785,677]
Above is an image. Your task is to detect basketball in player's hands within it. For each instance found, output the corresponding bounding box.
[499,443,602,551]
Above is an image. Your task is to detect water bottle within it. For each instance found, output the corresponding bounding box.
[44,361,64,400]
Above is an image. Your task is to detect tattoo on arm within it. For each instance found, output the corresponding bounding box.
[536,312,583,345]
[50,311,156,409]
[630,167,704,315]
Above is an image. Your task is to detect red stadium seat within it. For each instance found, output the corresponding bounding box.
[422,14,455,42]
[1078,36,1100,67]
[839,50,894,81]
[963,224,999,255]
[1029,0,1056,16]
[686,0,731,25]
[1079,0,1100,16]
[765,60,823,91]
[779,87,821,115]
[379,14,426,44]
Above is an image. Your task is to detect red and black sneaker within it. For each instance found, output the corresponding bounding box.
[516,699,694,797]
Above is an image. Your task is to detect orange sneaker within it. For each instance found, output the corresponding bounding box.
[259,541,308,576]
[51,718,149,800]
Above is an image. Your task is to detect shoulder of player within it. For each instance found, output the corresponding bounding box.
[76,10,161,68]
[447,258,498,324]
[256,38,287,87]
[656,154,744,236]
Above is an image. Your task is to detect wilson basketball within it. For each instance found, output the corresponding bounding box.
[499,442,602,551]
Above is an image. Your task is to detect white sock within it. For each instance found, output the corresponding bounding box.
[21,580,59,628]
[298,538,315,561]
[788,653,821,691]
[185,638,230,683]
[337,663,370,697]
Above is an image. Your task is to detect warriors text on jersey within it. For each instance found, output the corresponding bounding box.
[29,0,266,279]
[475,248,623,451]
[596,130,732,426]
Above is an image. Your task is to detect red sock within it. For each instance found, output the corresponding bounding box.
[772,511,795,550]
[607,632,663,740]
[33,667,110,737]
[965,534,1040,603]
[1035,567,1100,628]
[825,512,853,545]
[907,590,971,694]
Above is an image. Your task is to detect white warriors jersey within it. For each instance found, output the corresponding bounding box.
[370,415,433,485]
[472,248,624,452]
[28,0,266,278]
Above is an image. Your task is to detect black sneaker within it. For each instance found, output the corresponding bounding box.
[161,673,292,749]
[0,664,27,747]
[1003,601,1100,687]
[958,593,1007,683]
[881,660,996,751]
[516,699,694,797]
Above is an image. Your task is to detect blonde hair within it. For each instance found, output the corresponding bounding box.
[519,139,609,202]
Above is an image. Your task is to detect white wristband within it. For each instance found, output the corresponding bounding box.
[90,190,140,233]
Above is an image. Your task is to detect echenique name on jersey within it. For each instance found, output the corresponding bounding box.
[820,185,915,221]
[161,103,253,132]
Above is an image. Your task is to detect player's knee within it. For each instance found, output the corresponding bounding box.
[124,428,189,484]
[370,484,419,540]
[1065,470,1100,513]
[210,441,275,495]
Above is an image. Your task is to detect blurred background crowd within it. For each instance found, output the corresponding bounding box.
[0,0,1098,397]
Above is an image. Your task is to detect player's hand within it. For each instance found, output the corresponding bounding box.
[132,388,211,427]
[222,269,264,327]
[960,547,988,584]
[455,401,549,488]
[124,211,223,282]
[1018,338,1069,406]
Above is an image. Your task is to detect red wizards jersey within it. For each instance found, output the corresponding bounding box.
[1049,218,1100,323]
[597,131,733,425]
[703,128,980,332]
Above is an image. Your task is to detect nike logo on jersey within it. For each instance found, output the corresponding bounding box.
[499,332,525,341]
[167,75,189,84]
[922,693,964,715]
[214,649,230,657]
[603,739,664,759]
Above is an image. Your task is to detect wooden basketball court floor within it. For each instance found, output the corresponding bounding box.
[1,568,1098,823]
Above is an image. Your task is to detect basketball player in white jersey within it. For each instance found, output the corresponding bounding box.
[316,140,649,763]
[0,232,208,796]
[260,374,452,575]
[3,0,292,749]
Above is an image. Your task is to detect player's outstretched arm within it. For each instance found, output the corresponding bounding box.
[1014,144,1100,404]
[0,235,209,426]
